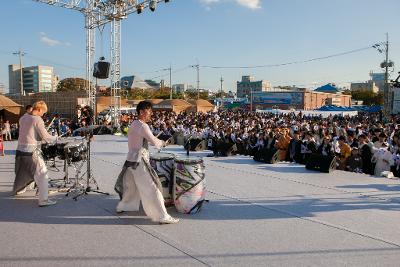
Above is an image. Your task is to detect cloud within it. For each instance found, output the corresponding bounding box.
[39,32,70,47]
[235,0,261,9]
[200,0,261,10]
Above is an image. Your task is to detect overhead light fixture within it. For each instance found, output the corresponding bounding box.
[165,0,170,2]
[149,0,157,11]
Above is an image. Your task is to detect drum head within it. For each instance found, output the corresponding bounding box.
[64,141,83,149]
[150,152,175,161]
[175,155,203,164]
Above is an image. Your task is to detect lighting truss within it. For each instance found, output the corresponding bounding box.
[33,0,171,127]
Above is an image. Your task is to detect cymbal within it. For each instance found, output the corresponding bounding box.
[74,125,100,132]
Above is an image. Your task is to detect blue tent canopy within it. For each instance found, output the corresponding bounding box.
[352,105,382,113]
[315,105,356,111]
[316,105,382,113]
[314,84,340,93]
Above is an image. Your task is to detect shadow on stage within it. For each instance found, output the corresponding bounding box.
[1,187,400,226]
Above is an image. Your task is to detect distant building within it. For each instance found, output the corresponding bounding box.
[350,80,379,93]
[53,75,60,91]
[251,91,351,111]
[121,75,155,90]
[8,64,57,94]
[8,64,21,94]
[172,84,187,93]
[0,83,5,94]
[236,76,272,98]
[144,79,160,89]
[370,71,385,92]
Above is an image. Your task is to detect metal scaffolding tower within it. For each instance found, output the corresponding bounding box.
[33,0,171,126]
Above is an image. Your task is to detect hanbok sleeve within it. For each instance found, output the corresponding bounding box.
[141,123,164,149]
[36,117,57,143]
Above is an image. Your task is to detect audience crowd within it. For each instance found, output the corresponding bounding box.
[3,104,400,178]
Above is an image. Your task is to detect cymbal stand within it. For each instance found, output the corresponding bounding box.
[65,158,86,197]
[73,132,109,200]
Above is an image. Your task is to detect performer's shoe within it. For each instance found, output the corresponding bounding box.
[38,199,57,207]
[16,187,27,195]
[159,216,179,224]
[27,181,36,190]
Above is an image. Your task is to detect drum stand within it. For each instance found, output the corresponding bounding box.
[72,133,109,201]
[65,160,86,197]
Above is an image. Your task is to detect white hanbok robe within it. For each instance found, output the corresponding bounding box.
[116,120,173,222]
[371,148,394,177]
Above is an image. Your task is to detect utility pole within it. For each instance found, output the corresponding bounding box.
[13,49,26,95]
[250,89,253,112]
[383,33,390,117]
[169,64,172,99]
[373,34,393,118]
[190,64,200,99]
[163,65,172,99]
[220,76,224,96]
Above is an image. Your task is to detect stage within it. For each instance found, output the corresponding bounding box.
[1,135,400,266]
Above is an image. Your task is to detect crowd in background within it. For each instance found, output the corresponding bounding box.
[144,110,400,178]
[0,105,95,140]
[4,104,400,178]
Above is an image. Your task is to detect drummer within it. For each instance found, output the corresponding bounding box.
[13,100,58,206]
[114,101,179,224]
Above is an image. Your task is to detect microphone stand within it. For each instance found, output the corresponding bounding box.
[185,134,193,156]
[73,129,109,200]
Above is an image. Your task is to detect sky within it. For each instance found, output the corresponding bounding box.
[0,0,399,93]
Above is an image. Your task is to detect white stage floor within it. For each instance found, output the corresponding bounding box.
[1,135,400,266]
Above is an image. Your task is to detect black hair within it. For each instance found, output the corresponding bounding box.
[137,101,152,115]
[25,104,32,111]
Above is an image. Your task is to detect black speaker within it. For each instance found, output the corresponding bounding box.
[305,153,336,173]
[253,148,279,164]
[93,61,110,79]
[264,149,280,164]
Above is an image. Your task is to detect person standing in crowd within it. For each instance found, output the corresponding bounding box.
[371,142,393,176]
[3,120,11,141]
[114,101,179,224]
[275,129,291,161]
[25,104,33,114]
[358,134,374,175]
[346,147,363,173]
[287,130,303,163]
[0,134,4,156]
[13,101,57,206]
[347,133,359,148]
[374,132,387,149]
[317,135,334,157]
[337,135,351,170]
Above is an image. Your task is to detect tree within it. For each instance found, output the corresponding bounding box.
[184,91,209,100]
[351,89,383,106]
[57,78,88,92]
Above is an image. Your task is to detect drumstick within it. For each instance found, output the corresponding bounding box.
[46,117,56,131]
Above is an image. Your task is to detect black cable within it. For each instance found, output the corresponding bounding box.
[201,44,377,69]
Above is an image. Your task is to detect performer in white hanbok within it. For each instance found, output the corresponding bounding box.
[114,101,179,224]
[13,101,57,206]
[371,142,394,177]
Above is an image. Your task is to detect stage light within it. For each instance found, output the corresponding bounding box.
[136,3,144,14]
[149,0,157,11]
